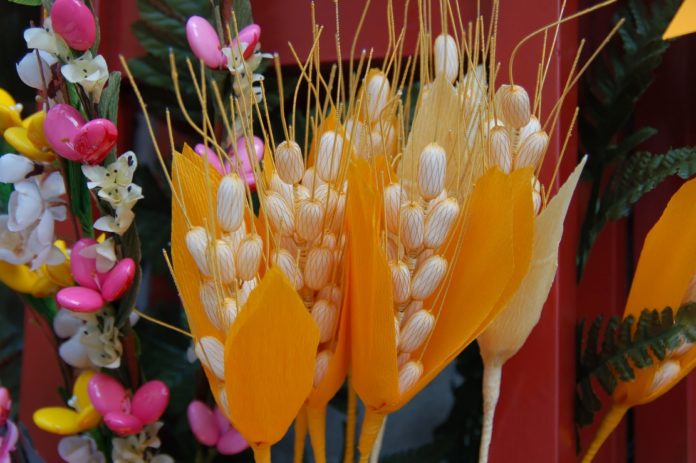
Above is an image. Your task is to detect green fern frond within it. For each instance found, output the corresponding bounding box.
[575,303,696,431]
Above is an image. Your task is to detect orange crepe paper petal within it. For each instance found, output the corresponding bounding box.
[347,158,400,409]
[224,267,320,446]
[306,405,328,463]
[387,167,522,411]
[293,406,308,463]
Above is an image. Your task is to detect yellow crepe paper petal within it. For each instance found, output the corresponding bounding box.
[0,104,21,134]
[25,111,51,150]
[478,159,585,364]
[663,0,696,39]
[4,126,55,162]
[33,407,83,435]
[391,167,527,411]
[347,158,400,410]
[0,89,16,106]
[224,267,320,446]
[0,260,58,296]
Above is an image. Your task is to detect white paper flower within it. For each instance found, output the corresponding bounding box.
[82,152,143,207]
[26,209,66,269]
[93,206,135,236]
[24,18,70,59]
[55,309,123,370]
[111,423,172,463]
[61,52,109,102]
[7,171,66,232]
[0,215,33,265]
[0,154,36,184]
[79,237,117,273]
[16,50,59,91]
[58,435,106,463]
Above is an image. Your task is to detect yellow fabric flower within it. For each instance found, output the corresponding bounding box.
[582,177,696,462]
[0,88,22,135]
[0,240,72,297]
[33,370,101,435]
[4,111,56,162]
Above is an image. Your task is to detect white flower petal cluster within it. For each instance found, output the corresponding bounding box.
[54,309,123,369]
[61,52,109,103]
[23,18,70,60]
[0,162,67,269]
[83,152,143,236]
[58,435,106,463]
[222,43,272,107]
[80,237,118,273]
[111,423,174,463]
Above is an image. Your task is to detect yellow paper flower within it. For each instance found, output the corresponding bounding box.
[33,370,101,435]
[582,177,696,462]
[0,240,72,296]
[0,88,22,135]
[4,111,56,162]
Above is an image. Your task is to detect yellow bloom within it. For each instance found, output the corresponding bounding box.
[4,111,56,162]
[582,177,696,462]
[33,370,101,435]
[0,240,72,297]
[0,88,22,135]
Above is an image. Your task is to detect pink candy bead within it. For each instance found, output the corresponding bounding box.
[186,16,227,68]
[56,286,104,313]
[104,412,143,436]
[87,373,128,416]
[70,238,99,290]
[101,258,136,302]
[44,104,117,165]
[231,24,261,60]
[231,136,264,187]
[72,119,118,165]
[188,401,220,446]
[194,144,228,175]
[131,380,169,425]
[50,0,96,51]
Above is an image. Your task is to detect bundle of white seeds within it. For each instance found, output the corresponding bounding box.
[184,171,263,386]
[268,134,352,387]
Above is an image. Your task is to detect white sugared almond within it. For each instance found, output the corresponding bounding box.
[208,240,236,283]
[265,191,295,235]
[532,177,542,215]
[424,198,459,249]
[296,199,325,242]
[398,309,434,353]
[236,234,263,280]
[418,143,446,200]
[400,201,425,253]
[314,350,332,386]
[186,227,210,276]
[217,174,246,233]
[411,255,448,300]
[318,285,342,305]
[199,281,221,329]
[398,360,424,394]
[434,33,459,83]
[274,140,304,184]
[515,130,548,170]
[311,299,338,343]
[305,246,334,290]
[270,173,294,210]
[195,336,226,380]
[497,84,531,129]
[219,298,238,331]
[302,167,325,191]
[389,260,411,304]
[272,249,303,290]
[384,183,405,233]
[401,300,424,326]
[487,125,512,173]
[316,131,345,183]
[365,71,390,123]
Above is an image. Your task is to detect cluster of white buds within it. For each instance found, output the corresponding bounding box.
[185,172,262,386]
[344,71,397,161]
[385,142,461,394]
[487,84,549,214]
[267,134,352,387]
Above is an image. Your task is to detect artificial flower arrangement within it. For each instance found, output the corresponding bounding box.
[0,0,694,462]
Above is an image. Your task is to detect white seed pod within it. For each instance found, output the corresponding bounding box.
[416,249,435,271]
[238,279,257,306]
[318,285,342,305]
[296,199,325,242]
[398,360,424,394]
[418,143,447,200]
[302,167,325,191]
[399,202,425,253]
[314,350,332,387]
[270,172,294,211]
[313,183,339,218]
[219,298,238,331]
[321,232,338,250]
[217,174,246,232]
[222,222,247,254]
[271,250,303,290]
[329,193,347,233]
[649,360,680,394]
[274,140,305,184]
[186,227,211,276]
[487,125,512,173]
[434,33,459,83]
[344,118,371,159]
[398,309,434,353]
[316,131,345,183]
[305,246,334,290]
[265,191,295,235]
[295,184,311,203]
[397,353,410,368]
[389,260,411,304]
[424,198,460,249]
[208,239,236,283]
[311,299,339,342]
[217,386,229,417]
[384,183,406,233]
[401,300,424,325]
[532,177,542,215]
[386,237,399,261]
[519,115,541,146]
[236,234,263,280]
[195,336,226,380]
[365,71,390,123]
[280,235,298,257]
[411,255,448,300]
[199,281,222,329]
[497,84,531,129]
[515,130,549,170]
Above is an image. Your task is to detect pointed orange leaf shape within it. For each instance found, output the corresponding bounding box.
[224,267,320,446]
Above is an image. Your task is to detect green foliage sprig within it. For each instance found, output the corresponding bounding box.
[575,303,696,431]
[577,0,685,277]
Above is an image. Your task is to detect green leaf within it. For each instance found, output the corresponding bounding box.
[98,71,122,163]
[63,159,94,237]
[231,0,253,28]
[115,223,142,327]
[7,0,42,5]
[575,303,696,437]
